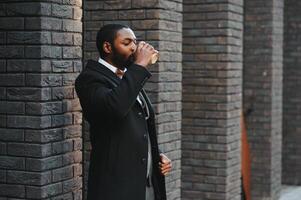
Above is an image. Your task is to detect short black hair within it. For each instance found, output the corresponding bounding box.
[96,24,130,58]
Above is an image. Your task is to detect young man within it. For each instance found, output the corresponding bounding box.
[75,24,172,200]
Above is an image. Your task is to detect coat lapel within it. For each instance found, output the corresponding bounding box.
[140,89,155,119]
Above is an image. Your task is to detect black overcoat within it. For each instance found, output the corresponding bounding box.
[75,60,166,200]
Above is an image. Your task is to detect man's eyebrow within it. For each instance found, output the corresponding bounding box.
[123,38,137,42]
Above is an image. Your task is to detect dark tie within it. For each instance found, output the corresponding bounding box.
[115,68,125,78]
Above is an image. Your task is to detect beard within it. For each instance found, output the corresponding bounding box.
[111,46,134,69]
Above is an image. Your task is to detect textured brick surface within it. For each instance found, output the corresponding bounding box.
[182,0,243,200]
[0,1,82,199]
[0,1,292,200]
[83,0,182,199]
[244,0,284,199]
[282,0,301,186]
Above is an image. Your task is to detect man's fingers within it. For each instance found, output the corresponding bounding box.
[159,162,172,176]
[162,169,171,174]
[160,167,172,176]
[137,41,146,51]
[146,44,154,50]
[161,167,171,173]
[159,154,172,176]
[160,166,171,175]
[159,163,172,170]
[160,154,171,164]
[139,41,155,53]
[159,160,171,165]
[160,160,171,166]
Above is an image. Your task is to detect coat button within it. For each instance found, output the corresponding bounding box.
[141,158,146,164]
[138,112,142,116]
[143,134,147,139]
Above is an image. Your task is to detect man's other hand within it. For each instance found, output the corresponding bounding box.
[159,154,172,176]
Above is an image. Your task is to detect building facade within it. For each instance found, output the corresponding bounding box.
[0,0,300,200]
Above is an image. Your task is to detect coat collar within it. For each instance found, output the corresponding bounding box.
[86,59,120,85]
[98,57,127,75]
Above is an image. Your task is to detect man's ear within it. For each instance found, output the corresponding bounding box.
[103,42,112,54]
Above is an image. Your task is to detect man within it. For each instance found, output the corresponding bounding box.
[75,24,172,200]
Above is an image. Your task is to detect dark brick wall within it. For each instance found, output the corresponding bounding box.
[243,0,283,199]
[282,0,301,186]
[83,0,182,199]
[0,0,292,200]
[0,1,83,199]
[182,0,243,199]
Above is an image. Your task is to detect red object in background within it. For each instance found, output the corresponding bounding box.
[241,111,251,200]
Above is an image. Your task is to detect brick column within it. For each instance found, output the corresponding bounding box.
[282,0,301,185]
[83,0,182,199]
[0,1,83,199]
[244,0,283,199]
[182,1,243,200]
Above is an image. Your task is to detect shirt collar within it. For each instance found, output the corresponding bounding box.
[98,57,127,74]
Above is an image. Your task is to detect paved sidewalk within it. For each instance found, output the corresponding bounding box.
[280,185,301,200]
